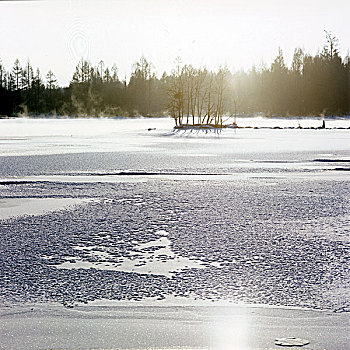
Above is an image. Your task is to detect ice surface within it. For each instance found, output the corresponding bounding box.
[1,301,349,350]
[0,117,349,313]
[0,198,90,219]
[0,116,349,158]
[56,235,220,276]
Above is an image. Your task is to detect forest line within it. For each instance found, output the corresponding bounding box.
[0,32,349,123]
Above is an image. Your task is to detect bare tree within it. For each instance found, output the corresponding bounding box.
[168,57,185,125]
[323,30,339,60]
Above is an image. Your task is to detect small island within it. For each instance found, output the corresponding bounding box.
[174,122,238,130]
[167,60,239,129]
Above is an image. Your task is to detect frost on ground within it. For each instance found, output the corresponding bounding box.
[0,178,349,311]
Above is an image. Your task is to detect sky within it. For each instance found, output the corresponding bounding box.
[1,0,350,87]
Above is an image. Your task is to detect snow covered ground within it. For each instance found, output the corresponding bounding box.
[0,116,349,157]
[0,116,349,349]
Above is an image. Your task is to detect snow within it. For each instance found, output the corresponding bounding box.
[0,116,349,313]
[0,116,349,157]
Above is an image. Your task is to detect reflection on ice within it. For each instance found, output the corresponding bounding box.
[55,231,221,276]
[211,313,249,350]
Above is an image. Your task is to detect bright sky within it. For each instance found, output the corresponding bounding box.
[1,0,349,86]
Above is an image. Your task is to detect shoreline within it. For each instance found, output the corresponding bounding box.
[1,114,350,119]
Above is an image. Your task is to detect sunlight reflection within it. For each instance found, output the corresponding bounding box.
[210,311,249,350]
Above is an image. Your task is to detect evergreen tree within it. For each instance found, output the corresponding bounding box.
[0,32,349,117]
[12,59,22,91]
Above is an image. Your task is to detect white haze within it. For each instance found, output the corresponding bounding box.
[1,0,350,86]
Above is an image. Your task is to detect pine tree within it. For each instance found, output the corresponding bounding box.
[12,59,22,91]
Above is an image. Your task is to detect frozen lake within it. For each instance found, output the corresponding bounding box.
[0,116,349,349]
[0,116,349,179]
[0,118,350,350]
[0,116,349,158]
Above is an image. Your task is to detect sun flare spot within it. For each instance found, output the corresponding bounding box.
[210,312,250,350]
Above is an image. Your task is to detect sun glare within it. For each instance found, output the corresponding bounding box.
[1,0,349,86]
[210,311,250,350]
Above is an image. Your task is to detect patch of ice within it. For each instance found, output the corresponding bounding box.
[275,337,309,347]
[156,230,169,236]
[0,198,91,220]
[138,237,169,249]
[55,233,222,276]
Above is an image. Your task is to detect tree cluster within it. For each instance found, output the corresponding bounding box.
[231,32,350,117]
[0,32,349,119]
[167,58,231,126]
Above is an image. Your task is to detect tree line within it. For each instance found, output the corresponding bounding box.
[0,32,349,121]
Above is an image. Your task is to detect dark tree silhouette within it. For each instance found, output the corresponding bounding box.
[0,31,349,118]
